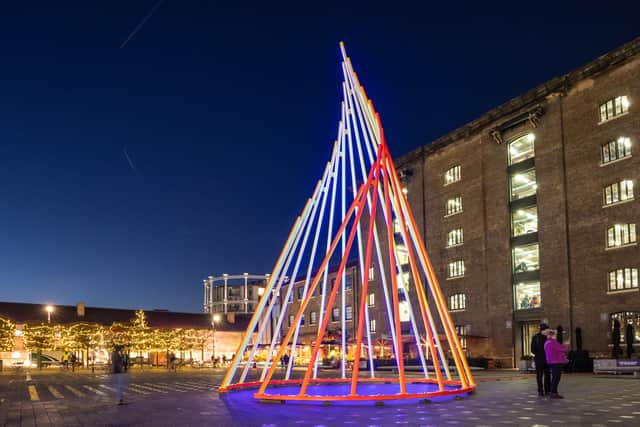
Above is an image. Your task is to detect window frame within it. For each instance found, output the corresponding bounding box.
[447,260,465,279]
[508,133,536,166]
[446,228,464,247]
[444,165,462,186]
[601,137,632,165]
[599,96,630,123]
[331,307,340,322]
[603,179,634,206]
[445,196,463,217]
[606,223,637,249]
[345,305,353,321]
[608,268,639,293]
[448,293,466,311]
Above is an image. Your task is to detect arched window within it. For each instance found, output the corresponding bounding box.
[508,133,535,165]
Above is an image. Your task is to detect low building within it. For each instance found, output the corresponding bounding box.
[0,301,249,369]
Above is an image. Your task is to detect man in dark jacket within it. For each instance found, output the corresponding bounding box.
[531,322,550,396]
[112,346,127,405]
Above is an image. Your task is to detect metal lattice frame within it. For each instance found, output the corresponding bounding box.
[218,43,475,402]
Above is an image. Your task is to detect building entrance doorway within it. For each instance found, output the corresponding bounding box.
[520,321,539,358]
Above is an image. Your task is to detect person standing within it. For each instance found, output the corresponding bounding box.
[531,322,550,396]
[112,345,127,405]
[544,329,569,399]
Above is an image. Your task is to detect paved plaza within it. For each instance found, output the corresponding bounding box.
[1,368,639,426]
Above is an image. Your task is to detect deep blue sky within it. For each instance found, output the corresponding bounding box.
[1,2,638,312]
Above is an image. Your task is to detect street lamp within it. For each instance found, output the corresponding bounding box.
[212,313,221,367]
[45,305,54,324]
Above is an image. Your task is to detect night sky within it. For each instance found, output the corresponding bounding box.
[1,2,638,312]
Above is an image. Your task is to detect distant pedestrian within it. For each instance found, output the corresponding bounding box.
[222,354,227,367]
[544,330,569,399]
[112,345,128,405]
[62,352,70,370]
[531,322,550,396]
[70,353,77,372]
[169,352,177,372]
[123,352,130,373]
[283,353,290,369]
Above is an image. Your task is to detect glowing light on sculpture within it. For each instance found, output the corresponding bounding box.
[219,43,475,402]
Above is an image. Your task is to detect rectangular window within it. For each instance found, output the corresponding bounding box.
[607,224,637,248]
[603,180,634,205]
[446,228,464,247]
[297,286,304,300]
[446,196,463,216]
[448,293,466,311]
[514,281,542,310]
[332,307,340,322]
[508,133,535,165]
[608,268,639,292]
[345,275,353,290]
[397,272,410,290]
[310,311,317,325]
[513,243,540,273]
[368,266,375,281]
[444,165,461,185]
[393,218,403,234]
[288,315,294,327]
[346,306,353,320]
[448,260,465,278]
[510,168,537,201]
[511,206,538,237]
[455,325,468,351]
[368,293,375,307]
[370,319,376,333]
[300,314,305,326]
[396,245,409,265]
[600,96,630,122]
[601,137,632,164]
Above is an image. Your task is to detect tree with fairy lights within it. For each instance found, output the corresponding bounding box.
[130,310,151,367]
[64,323,104,369]
[22,324,55,369]
[0,317,16,352]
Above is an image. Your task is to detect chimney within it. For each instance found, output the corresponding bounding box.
[226,312,235,324]
[77,302,85,317]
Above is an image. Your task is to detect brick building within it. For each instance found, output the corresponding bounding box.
[393,36,640,366]
[279,36,640,369]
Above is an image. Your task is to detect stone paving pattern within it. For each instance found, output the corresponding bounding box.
[1,369,639,426]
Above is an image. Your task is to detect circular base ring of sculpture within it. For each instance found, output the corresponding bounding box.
[219,377,475,402]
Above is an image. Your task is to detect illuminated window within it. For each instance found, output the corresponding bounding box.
[369,266,375,281]
[513,243,540,273]
[332,308,340,322]
[510,168,537,201]
[446,196,463,216]
[370,319,376,333]
[448,260,465,279]
[508,133,535,165]
[600,96,630,123]
[455,325,468,350]
[288,315,294,327]
[608,268,638,292]
[396,245,409,265]
[603,180,634,205]
[611,312,640,342]
[447,228,464,247]
[602,137,632,164]
[399,301,410,322]
[393,218,403,234]
[445,165,461,185]
[297,287,304,300]
[606,224,637,249]
[511,206,538,237]
[346,306,353,321]
[397,272,410,291]
[310,311,317,325]
[449,293,466,311]
[368,293,375,307]
[514,281,542,310]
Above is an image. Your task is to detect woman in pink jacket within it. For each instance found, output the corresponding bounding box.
[544,330,569,399]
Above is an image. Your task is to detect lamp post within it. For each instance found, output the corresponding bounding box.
[45,305,54,324]
[212,314,221,367]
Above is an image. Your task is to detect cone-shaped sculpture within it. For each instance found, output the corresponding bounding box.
[218,43,475,402]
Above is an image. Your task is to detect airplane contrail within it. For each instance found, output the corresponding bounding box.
[120,0,165,49]
[123,147,138,173]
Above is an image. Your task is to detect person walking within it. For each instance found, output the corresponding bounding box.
[544,329,569,399]
[531,322,550,396]
[112,345,127,405]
